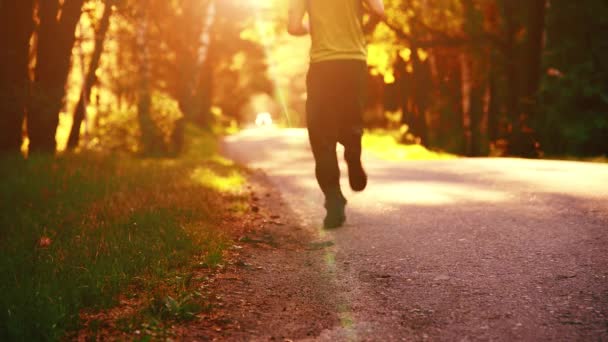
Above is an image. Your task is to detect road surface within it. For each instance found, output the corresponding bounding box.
[223,127,608,341]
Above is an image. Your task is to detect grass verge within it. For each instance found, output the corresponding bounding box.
[363,130,457,161]
[0,125,246,341]
[545,155,608,163]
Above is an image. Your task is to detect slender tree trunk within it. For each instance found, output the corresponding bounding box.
[500,4,524,156]
[0,0,34,154]
[175,0,210,121]
[397,58,412,132]
[28,0,85,153]
[522,0,546,110]
[469,83,485,156]
[449,52,466,154]
[460,53,473,155]
[410,45,429,144]
[136,5,154,154]
[469,58,487,157]
[171,0,215,154]
[197,47,214,128]
[460,0,489,156]
[136,4,166,156]
[67,0,114,150]
[487,66,499,143]
[481,80,492,154]
[175,47,198,123]
[499,1,519,129]
[194,0,216,128]
[519,0,546,151]
[503,0,546,157]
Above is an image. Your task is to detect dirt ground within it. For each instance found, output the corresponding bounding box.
[174,171,341,341]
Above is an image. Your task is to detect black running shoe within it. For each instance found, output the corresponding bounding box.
[347,160,367,192]
[324,196,346,229]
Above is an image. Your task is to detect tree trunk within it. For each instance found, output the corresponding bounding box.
[499,0,519,129]
[487,66,499,143]
[171,0,215,154]
[28,0,85,153]
[194,1,217,128]
[396,56,413,133]
[460,0,489,156]
[410,45,429,145]
[175,1,210,121]
[0,0,34,154]
[136,4,166,156]
[448,51,466,155]
[469,82,485,156]
[521,0,546,110]
[196,49,215,128]
[469,59,487,157]
[67,0,114,150]
[459,53,473,155]
[519,0,546,153]
[503,0,546,157]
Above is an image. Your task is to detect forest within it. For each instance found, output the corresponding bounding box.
[0,0,606,159]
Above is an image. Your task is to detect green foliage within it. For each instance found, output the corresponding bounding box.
[0,130,243,340]
[371,0,607,157]
[539,0,608,156]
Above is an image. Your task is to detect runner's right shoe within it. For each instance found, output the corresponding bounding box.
[324,196,346,229]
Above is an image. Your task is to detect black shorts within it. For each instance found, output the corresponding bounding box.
[306,59,367,145]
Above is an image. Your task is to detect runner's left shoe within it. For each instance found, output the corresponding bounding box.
[347,159,367,192]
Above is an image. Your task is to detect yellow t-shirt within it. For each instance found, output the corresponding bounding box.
[308,0,367,63]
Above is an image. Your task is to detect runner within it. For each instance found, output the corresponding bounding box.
[288,0,386,228]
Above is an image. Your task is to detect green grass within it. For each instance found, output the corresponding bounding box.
[0,125,245,341]
[363,130,457,161]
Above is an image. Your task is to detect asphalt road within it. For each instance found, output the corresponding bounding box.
[223,127,608,341]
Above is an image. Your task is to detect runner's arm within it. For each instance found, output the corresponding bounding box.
[287,0,309,36]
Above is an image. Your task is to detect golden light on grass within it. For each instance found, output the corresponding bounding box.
[363,133,457,161]
[190,167,244,192]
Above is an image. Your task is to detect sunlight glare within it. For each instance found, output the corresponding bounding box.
[245,0,274,9]
[255,112,274,127]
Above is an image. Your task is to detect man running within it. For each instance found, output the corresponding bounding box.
[288,0,386,228]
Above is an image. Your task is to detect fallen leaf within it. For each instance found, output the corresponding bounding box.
[38,236,52,248]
